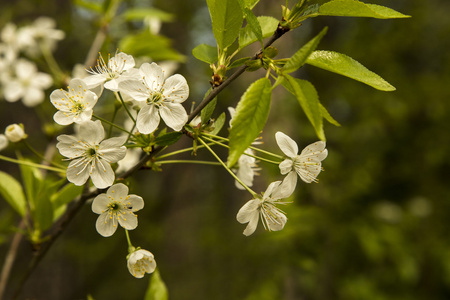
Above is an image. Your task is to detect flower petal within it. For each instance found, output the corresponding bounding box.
[95,212,118,237]
[137,104,160,134]
[106,183,129,198]
[77,120,104,145]
[126,195,144,211]
[162,74,189,103]
[92,194,110,214]
[118,211,138,230]
[273,171,297,199]
[140,62,164,93]
[279,158,293,175]
[243,211,260,236]
[275,131,298,158]
[118,80,150,102]
[159,102,187,131]
[90,159,115,189]
[66,158,90,186]
[300,141,328,161]
[236,199,260,223]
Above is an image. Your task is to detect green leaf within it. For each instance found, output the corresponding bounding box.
[51,183,84,221]
[201,97,217,125]
[320,103,341,127]
[237,0,263,47]
[192,44,218,64]
[239,16,279,49]
[207,0,244,49]
[229,56,251,69]
[119,31,185,62]
[144,269,168,300]
[210,112,226,135]
[282,27,328,73]
[122,8,174,22]
[245,0,259,9]
[228,78,272,167]
[34,181,56,232]
[306,50,396,91]
[73,0,102,13]
[282,75,325,140]
[0,171,26,216]
[319,0,411,19]
[155,132,183,146]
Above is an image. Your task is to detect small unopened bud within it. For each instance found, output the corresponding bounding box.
[5,124,27,143]
[0,134,8,151]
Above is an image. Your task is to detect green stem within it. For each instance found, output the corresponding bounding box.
[92,114,132,135]
[155,143,213,159]
[248,145,284,160]
[115,92,136,124]
[39,42,65,81]
[22,141,66,169]
[108,105,120,138]
[124,229,134,252]
[0,155,66,173]
[197,137,257,197]
[157,160,220,166]
[201,136,281,165]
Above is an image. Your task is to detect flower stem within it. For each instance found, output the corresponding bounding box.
[108,104,120,138]
[201,136,281,165]
[157,160,220,166]
[22,141,66,169]
[197,137,257,197]
[92,114,132,135]
[0,154,66,173]
[124,230,135,253]
[248,145,284,160]
[39,42,65,82]
[155,143,213,159]
[115,92,136,124]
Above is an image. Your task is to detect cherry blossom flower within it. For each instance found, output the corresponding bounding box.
[118,62,189,134]
[3,59,52,107]
[127,249,157,278]
[50,78,97,125]
[84,51,137,96]
[91,183,144,237]
[5,123,27,142]
[276,131,328,196]
[236,181,291,236]
[56,120,127,189]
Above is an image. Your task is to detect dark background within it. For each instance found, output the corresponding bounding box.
[1,0,449,299]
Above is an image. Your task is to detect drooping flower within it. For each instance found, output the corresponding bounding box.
[50,78,97,125]
[236,181,292,236]
[3,59,52,107]
[118,62,189,134]
[56,120,127,189]
[84,51,137,96]
[91,183,144,237]
[127,249,157,278]
[5,123,27,142]
[276,132,327,195]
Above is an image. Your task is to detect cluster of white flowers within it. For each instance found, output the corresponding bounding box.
[236,131,328,236]
[0,17,63,107]
[47,50,189,278]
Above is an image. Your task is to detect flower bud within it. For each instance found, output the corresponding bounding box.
[127,249,156,278]
[5,124,27,143]
[0,134,8,151]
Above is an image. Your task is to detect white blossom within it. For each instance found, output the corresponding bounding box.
[3,59,52,107]
[56,120,127,189]
[50,78,97,125]
[276,131,328,196]
[84,51,137,96]
[91,183,144,237]
[0,134,8,151]
[118,62,189,134]
[236,181,291,236]
[127,249,157,278]
[5,123,26,143]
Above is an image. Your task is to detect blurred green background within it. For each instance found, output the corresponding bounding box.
[1,0,450,299]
